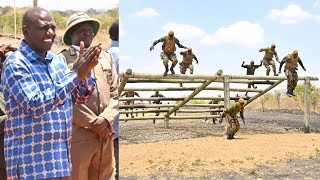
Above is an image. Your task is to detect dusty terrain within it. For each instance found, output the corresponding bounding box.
[120,109,320,179]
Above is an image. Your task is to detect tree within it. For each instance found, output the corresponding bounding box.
[273,89,284,108]
[294,83,320,112]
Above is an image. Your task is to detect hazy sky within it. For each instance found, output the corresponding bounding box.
[120,0,320,97]
[1,0,118,11]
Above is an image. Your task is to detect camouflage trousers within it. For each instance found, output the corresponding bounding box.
[179,61,194,74]
[263,58,276,75]
[285,69,298,93]
[124,100,134,117]
[160,52,178,67]
[226,114,240,136]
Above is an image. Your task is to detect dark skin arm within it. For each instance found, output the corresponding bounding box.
[298,59,306,71]
[175,38,187,49]
[150,37,165,51]
[193,54,199,64]
[241,61,246,68]
[72,41,101,80]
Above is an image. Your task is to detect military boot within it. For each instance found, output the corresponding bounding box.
[227,133,233,140]
[170,66,175,74]
[163,66,169,76]
[273,70,278,76]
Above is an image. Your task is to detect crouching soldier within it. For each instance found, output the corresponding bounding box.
[219,98,245,140]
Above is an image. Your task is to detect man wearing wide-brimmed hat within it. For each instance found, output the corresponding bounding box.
[60,12,118,180]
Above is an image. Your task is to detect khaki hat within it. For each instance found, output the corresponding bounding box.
[63,12,100,46]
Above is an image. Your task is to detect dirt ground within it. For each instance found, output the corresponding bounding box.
[120,109,320,179]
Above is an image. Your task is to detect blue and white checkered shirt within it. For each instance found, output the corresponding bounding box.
[1,40,96,180]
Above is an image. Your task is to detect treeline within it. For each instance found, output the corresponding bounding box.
[0,6,119,36]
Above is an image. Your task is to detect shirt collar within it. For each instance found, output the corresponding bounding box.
[111,40,119,47]
[19,40,53,62]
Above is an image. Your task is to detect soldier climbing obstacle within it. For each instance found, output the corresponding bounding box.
[259,43,280,76]
[241,60,262,96]
[206,94,222,124]
[121,90,141,119]
[278,50,306,97]
[150,30,187,76]
[150,91,165,124]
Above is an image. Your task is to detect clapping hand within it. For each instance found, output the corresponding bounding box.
[72,41,101,81]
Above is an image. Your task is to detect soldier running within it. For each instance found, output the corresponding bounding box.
[241,60,262,96]
[219,98,245,140]
[121,90,141,118]
[278,50,306,97]
[150,91,165,124]
[259,43,280,76]
[206,94,222,124]
[150,30,187,76]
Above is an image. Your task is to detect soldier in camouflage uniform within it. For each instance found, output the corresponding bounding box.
[121,90,141,118]
[259,43,280,76]
[179,47,199,74]
[219,98,245,140]
[206,94,222,124]
[150,91,165,124]
[150,30,187,76]
[278,50,306,97]
[241,60,262,96]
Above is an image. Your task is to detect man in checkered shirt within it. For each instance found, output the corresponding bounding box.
[0,8,101,180]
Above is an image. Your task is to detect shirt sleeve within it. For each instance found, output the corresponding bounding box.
[99,58,119,133]
[71,71,96,105]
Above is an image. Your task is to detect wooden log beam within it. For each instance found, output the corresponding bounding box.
[118,69,132,95]
[119,96,250,101]
[245,79,285,106]
[119,104,225,109]
[165,70,223,118]
[123,87,263,93]
[120,115,221,121]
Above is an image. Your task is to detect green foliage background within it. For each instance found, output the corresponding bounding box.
[0,7,119,36]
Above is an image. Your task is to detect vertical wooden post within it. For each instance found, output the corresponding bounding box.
[164,116,169,129]
[223,75,230,109]
[223,75,230,134]
[303,77,311,133]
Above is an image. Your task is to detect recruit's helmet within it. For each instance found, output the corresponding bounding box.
[168,30,174,37]
[250,60,254,65]
[187,47,192,53]
[238,98,245,105]
[292,50,298,55]
[271,43,276,48]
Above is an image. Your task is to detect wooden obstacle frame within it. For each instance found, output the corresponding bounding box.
[119,69,318,133]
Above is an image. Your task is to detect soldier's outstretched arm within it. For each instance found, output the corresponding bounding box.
[259,48,266,52]
[240,110,245,124]
[278,59,285,74]
[193,55,199,64]
[175,38,187,49]
[179,51,185,56]
[150,38,164,51]
[298,58,306,71]
[275,52,280,63]
[241,61,245,68]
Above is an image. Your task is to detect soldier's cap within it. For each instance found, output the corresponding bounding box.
[63,12,101,46]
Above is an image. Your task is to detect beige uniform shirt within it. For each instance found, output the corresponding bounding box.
[60,47,119,142]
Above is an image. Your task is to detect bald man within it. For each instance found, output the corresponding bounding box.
[1,7,100,179]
